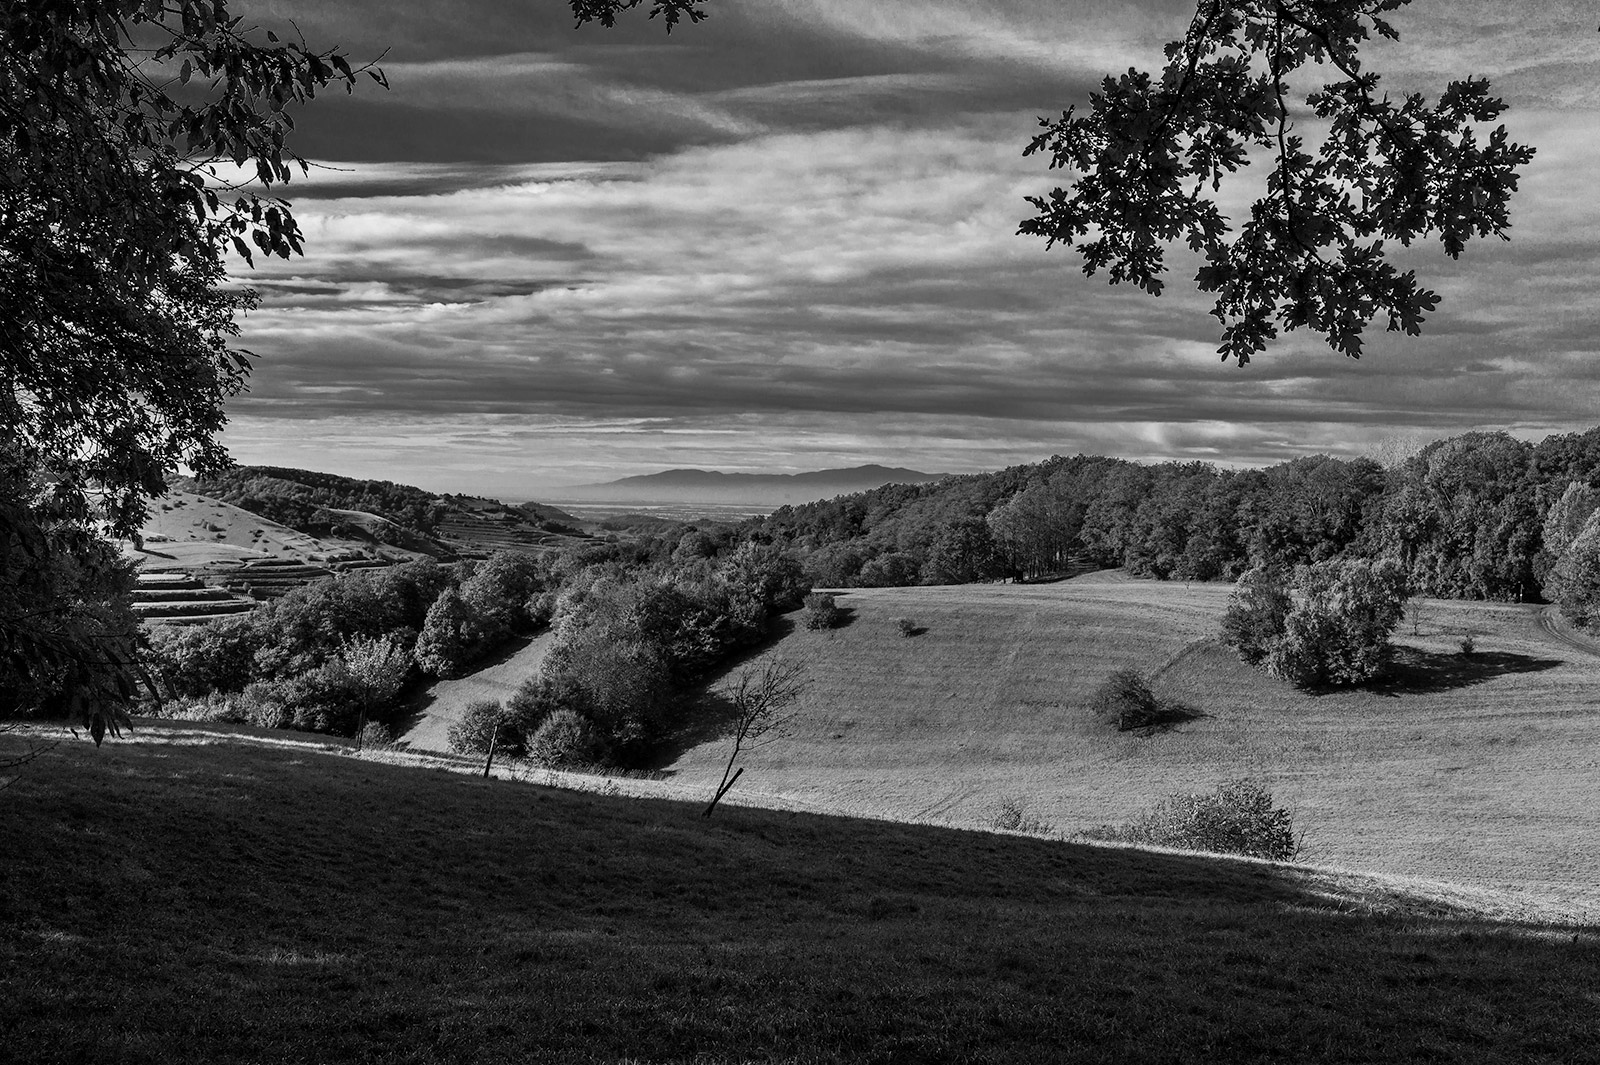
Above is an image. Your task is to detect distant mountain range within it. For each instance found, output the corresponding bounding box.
[550,465,945,506]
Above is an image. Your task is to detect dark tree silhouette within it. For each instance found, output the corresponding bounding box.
[1020,0,1533,364]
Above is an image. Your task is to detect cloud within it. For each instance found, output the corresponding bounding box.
[214,3,1600,495]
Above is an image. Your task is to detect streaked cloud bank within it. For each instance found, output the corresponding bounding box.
[219,1,1600,496]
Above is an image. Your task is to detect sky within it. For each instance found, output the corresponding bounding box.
[215,0,1600,498]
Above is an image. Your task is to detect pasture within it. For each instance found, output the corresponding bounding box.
[663,574,1600,916]
[2,729,1597,1063]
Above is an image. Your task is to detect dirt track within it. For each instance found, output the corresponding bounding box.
[1534,605,1600,660]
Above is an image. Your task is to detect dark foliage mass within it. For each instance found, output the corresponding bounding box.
[524,540,810,767]
[1,2,378,722]
[1222,559,1409,689]
[147,554,546,735]
[150,519,811,766]
[802,592,845,630]
[750,427,1600,614]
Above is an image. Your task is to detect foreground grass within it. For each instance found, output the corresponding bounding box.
[3,732,1597,1063]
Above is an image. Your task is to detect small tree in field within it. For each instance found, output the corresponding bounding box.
[802,592,844,630]
[1090,779,1297,861]
[1266,558,1409,688]
[704,659,805,818]
[447,698,509,757]
[1222,557,1407,688]
[1220,565,1291,666]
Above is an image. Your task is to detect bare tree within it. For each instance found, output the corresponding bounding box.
[702,659,805,818]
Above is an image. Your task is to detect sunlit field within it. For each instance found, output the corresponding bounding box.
[663,574,1600,914]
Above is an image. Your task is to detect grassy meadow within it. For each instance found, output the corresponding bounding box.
[3,730,1599,1064]
[662,573,1600,915]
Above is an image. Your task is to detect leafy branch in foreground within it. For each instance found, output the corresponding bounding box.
[566,0,710,31]
[1,1,384,536]
[2,2,382,726]
[1020,0,1534,364]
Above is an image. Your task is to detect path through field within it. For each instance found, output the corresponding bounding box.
[1535,604,1600,659]
[396,632,554,752]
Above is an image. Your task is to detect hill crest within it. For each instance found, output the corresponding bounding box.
[552,464,944,505]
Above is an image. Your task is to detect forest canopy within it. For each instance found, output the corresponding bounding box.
[751,426,1600,608]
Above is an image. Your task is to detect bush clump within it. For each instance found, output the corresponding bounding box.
[526,708,605,768]
[1087,668,1195,731]
[893,616,920,637]
[1089,668,1158,730]
[803,591,844,630]
[1219,565,1291,666]
[1221,558,1408,689]
[447,699,512,756]
[989,795,1051,836]
[1087,779,1297,861]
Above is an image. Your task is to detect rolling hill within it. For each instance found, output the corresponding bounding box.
[178,467,593,559]
[132,488,349,571]
[553,464,944,506]
[657,573,1600,915]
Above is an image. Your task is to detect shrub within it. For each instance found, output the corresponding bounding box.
[1458,634,1476,656]
[989,795,1051,836]
[894,616,919,637]
[162,691,247,724]
[1088,779,1296,861]
[448,699,515,756]
[1223,558,1408,689]
[357,721,394,750]
[1220,565,1291,666]
[1088,668,1163,730]
[803,591,844,630]
[237,678,293,730]
[1266,558,1408,688]
[526,708,605,768]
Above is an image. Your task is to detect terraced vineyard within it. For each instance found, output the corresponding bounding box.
[212,558,337,599]
[434,505,588,558]
[131,573,256,626]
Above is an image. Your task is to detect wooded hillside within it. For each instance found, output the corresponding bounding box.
[753,427,1600,605]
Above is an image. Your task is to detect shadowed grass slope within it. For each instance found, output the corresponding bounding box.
[2,736,1597,1064]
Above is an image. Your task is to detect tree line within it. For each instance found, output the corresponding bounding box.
[151,527,810,768]
[752,426,1600,619]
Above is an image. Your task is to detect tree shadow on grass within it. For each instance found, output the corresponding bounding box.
[1363,647,1563,697]
[1120,699,1208,733]
[642,614,801,775]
